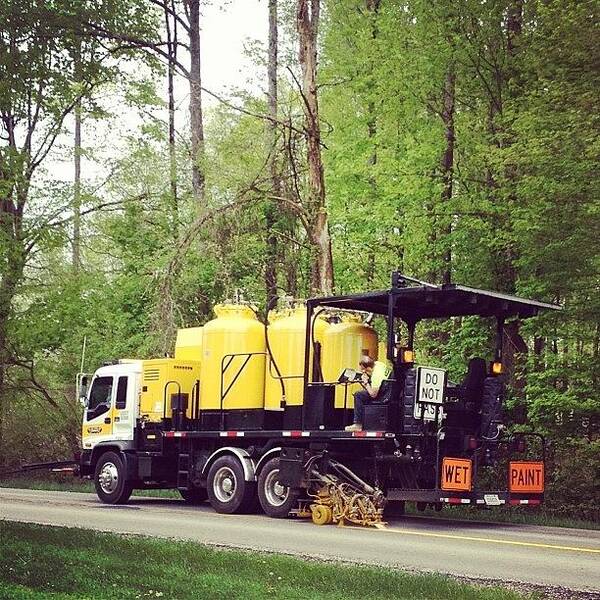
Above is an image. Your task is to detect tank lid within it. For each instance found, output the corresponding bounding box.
[214,304,258,319]
[343,313,362,323]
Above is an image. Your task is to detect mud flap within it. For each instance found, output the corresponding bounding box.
[121,452,138,482]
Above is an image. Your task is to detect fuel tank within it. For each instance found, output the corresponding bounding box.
[264,307,327,409]
[200,305,266,411]
[321,314,378,408]
[174,327,203,361]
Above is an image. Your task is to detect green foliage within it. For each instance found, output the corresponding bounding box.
[545,438,600,522]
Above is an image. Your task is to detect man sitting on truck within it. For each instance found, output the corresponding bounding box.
[345,355,389,432]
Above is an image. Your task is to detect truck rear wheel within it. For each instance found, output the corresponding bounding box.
[257,458,300,518]
[207,455,256,514]
[94,451,133,504]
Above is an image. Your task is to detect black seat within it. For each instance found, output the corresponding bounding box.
[480,377,504,438]
[443,357,487,432]
[374,378,396,404]
[461,357,487,410]
[363,377,400,430]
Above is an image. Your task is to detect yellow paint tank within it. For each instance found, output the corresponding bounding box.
[321,315,378,408]
[264,307,327,409]
[139,358,201,422]
[174,327,203,361]
[201,305,266,411]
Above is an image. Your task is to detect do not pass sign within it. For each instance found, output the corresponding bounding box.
[416,366,446,405]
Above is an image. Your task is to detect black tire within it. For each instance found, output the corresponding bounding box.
[257,458,300,518]
[179,487,208,504]
[206,455,256,514]
[94,451,133,504]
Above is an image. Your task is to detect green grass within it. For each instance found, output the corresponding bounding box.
[0,521,531,600]
[405,503,600,531]
[0,475,94,493]
[0,475,179,498]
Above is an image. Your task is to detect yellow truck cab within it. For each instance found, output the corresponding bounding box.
[81,361,141,452]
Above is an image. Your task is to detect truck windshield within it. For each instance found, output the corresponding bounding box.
[88,376,113,411]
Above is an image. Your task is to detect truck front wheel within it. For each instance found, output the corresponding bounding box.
[258,458,300,518]
[206,455,256,514]
[94,451,133,504]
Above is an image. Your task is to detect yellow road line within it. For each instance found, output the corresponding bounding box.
[377,527,600,554]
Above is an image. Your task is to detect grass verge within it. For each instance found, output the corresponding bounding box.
[0,475,179,498]
[405,504,599,531]
[0,521,530,600]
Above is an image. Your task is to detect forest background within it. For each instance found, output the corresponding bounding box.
[0,0,598,519]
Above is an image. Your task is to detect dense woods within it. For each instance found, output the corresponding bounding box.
[0,0,598,518]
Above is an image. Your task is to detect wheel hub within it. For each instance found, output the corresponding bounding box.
[213,466,237,503]
[264,469,289,507]
[98,462,119,494]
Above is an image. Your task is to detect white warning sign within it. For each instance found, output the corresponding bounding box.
[416,366,446,405]
[414,401,445,422]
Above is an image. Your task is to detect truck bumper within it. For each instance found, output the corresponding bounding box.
[386,488,543,506]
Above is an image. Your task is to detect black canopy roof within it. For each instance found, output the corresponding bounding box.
[307,279,560,321]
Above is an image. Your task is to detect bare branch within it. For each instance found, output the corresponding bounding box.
[149,0,191,33]
[24,198,138,255]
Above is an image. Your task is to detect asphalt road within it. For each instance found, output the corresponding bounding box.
[1,487,599,594]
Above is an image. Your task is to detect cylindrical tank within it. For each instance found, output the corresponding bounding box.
[200,305,266,411]
[174,327,203,361]
[264,307,327,409]
[321,314,378,408]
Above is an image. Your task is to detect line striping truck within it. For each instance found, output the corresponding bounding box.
[77,273,557,526]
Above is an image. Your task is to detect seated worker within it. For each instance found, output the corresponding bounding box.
[345,355,389,432]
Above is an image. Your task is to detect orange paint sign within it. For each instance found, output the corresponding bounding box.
[509,461,544,493]
[441,458,472,492]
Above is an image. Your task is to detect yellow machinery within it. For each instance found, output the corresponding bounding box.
[139,358,201,422]
[309,477,386,528]
[174,327,203,361]
[200,304,266,411]
[321,314,378,408]
[264,307,327,410]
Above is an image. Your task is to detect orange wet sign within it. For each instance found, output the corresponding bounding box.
[509,461,544,493]
[441,458,472,491]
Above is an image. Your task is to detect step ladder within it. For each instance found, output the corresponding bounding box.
[177,452,191,491]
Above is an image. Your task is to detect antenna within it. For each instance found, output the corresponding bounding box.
[80,335,87,373]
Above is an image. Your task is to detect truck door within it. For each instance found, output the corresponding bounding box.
[112,375,135,441]
[82,375,114,447]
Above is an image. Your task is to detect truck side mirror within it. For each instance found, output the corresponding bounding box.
[78,375,89,406]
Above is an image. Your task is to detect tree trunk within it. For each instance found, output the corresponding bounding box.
[297,0,334,295]
[364,0,380,285]
[165,0,179,238]
[72,42,82,272]
[0,208,25,467]
[439,65,455,285]
[187,0,205,206]
[72,97,82,272]
[489,0,523,294]
[366,0,381,166]
[265,0,279,306]
[492,2,524,402]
